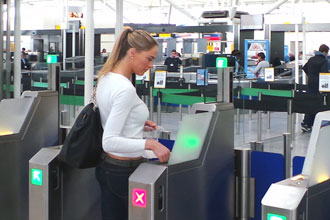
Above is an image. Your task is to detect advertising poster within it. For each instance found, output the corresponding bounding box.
[196,69,208,86]
[284,45,289,58]
[154,70,167,89]
[319,73,330,92]
[264,67,275,82]
[244,39,269,78]
[205,33,222,52]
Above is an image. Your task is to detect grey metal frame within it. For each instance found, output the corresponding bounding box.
[29,146,102,220]
[129,103,235,220]
[0,90,59,220]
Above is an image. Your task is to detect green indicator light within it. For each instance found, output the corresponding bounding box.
[31,168,43,186]
[46,55,57,64]
[267,213,287,220]
[216,57,228,68]
[184,136,200,149]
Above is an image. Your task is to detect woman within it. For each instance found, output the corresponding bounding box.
[95,28,171,220]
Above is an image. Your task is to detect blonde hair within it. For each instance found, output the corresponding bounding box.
[98,28,158,79]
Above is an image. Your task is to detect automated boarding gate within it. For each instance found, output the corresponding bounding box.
[217,67,234,103]
[129,103,235,220]
[29,146,101,220]
[0,90,58,220]
[262,111,330,220]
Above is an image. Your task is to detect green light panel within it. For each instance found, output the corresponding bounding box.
[46,55,57,64]
[267,213,287,220]
[31,168,43,186]
[216,57,228,68]
[184,135,200,149]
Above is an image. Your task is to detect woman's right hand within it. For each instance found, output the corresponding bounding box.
[145,139,170,163]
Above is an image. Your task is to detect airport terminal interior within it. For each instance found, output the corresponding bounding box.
[1,0,330,220]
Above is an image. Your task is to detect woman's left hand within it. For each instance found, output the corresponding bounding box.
[144,120,157,132]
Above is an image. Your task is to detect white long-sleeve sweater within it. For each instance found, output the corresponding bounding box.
[96,73,151,158]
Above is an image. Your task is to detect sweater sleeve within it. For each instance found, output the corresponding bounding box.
[253,62,262,75]
[102,87,146,154]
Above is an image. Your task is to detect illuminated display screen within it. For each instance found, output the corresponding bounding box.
[46,55,57,64]
[0,98,34,136]
[183,135,200,149]
[267,213,287,220]
[31,168,43,186]
[132,188,147,208]
[216,57,228,68]
[303,119,330,186]
[0,130,13,136]
[168,112,212,165]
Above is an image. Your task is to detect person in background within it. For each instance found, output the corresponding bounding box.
[21,47,27,55]
[272,57,284,76]
[231,49,241,74]
[95,28,170,220]
[101,48,108,63]
[164,49,182,72]
[21,48,30,70]
[301,44,329,132]
[250,52,270,81]
[289,53,295,61]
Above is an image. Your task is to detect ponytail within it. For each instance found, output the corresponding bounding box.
[98,28,133,79]
[98,27,158,80]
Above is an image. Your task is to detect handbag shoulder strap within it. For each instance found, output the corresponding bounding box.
[91,75,104,109]
[89,84,98,110]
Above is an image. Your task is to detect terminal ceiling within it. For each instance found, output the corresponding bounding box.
[20,0,330,10]
[16,0,330,26]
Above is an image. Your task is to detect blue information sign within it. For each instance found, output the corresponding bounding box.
[244,40,269,78]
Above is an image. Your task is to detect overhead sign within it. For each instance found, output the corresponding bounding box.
[241,14,264,30]
[203,33,222,41]
[68,6,83,19]
[31,168,43,186]
[159,33,171,38]
[151,33,175,38]
[132,188,147,208]
[207,41,214,52]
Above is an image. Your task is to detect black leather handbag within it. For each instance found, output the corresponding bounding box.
[58,95,103,168]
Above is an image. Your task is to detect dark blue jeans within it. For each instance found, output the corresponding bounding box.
[95,161,138,220]
[303,88,318,127]
[303,113,316,127]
